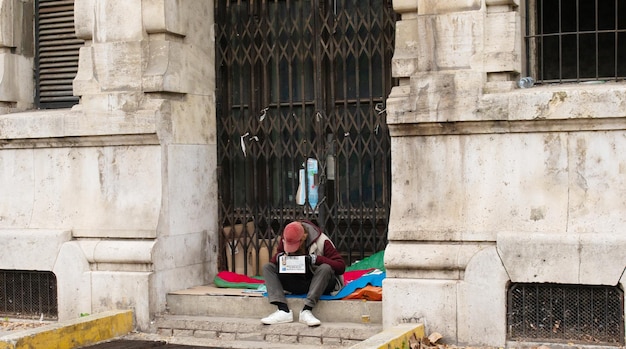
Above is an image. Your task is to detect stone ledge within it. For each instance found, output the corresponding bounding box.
[0,229,71,271]
[0,109,157,141]
[498,232,626,285]
[348,323,425,349]
[389,117,626,137]
[0,310,134,349]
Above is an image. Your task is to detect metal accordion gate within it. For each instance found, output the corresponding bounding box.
[215,0,396,276]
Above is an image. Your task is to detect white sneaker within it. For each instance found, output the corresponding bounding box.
[261,309,293,325]
[299,309,321,327]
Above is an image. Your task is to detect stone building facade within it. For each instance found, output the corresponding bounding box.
[385,0,626,346]
[0,0,217,330]
[0,0,624,347]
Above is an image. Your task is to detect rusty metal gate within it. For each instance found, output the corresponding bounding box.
[215,0,396,275]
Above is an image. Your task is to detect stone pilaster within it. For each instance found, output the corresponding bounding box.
[384,0,626,346]
[0,0,217,331]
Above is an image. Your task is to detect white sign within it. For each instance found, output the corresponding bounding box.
[279,255,306,274]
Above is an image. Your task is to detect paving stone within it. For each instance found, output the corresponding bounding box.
[300,335,323,345]
[342,339,363,346]
[156,328,172,336]
[323,336,342,346]
[279,334,299,343]
[193,330,218,339]
[265,334,281,342]
[217,332,236,341]
[173,329,194,337]
[235,331,264,341]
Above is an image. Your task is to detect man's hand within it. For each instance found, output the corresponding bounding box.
[305,254,317,265]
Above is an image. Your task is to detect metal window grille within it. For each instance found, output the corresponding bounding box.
[508,283,625,345]
[525,0,626,83]
[0,270,58,320]
[35,0,83,109]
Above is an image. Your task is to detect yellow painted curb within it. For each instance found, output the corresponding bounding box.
[0,310,133,349]
[349,323,425,349]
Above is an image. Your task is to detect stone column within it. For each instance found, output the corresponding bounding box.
[385,0,626,346]
[64,0,217,329]
[384,0,520,346]
[0,0,215,330]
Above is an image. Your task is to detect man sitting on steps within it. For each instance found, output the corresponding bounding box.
[261,220,345,326]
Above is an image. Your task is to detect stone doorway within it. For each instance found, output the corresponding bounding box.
[215,0,397,275]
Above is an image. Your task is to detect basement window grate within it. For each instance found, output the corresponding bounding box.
[508,283,624,345]
[0,270,58,320]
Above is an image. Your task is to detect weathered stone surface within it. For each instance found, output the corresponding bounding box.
[486,0,520,6]
[393,0,417,14]
[457,247,510,347]
[90,271,152,329]
[382,278,457,340]
[393,19,419,78]
[55,242,92,320]
[386,2,626,338]
[498,232,626,285]
[417,0,481,14]
[0,230,70,270]
[385,243,487,279]
[142,0,186,36]
[0,0,216,332]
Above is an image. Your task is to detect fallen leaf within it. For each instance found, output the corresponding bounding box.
[428,332,443,344]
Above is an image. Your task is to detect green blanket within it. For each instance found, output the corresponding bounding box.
[345,250,385,272]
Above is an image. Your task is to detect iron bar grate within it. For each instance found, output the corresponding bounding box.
[0,270,58,320]
[508,283,624,345]
[524,0,626,84]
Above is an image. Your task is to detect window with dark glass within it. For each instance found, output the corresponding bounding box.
[525,0,626,83]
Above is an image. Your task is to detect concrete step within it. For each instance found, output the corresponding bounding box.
[153,314,382,348]
[158,285,383,348]
[165,285,382,324]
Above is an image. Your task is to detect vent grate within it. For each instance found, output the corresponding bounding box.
[35,0,83,109]
[508,283,624,345]
[0,270,58,320]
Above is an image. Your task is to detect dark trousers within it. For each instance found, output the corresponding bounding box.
[262,262,335,309]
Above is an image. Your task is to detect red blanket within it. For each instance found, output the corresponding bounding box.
[214,268,374,289]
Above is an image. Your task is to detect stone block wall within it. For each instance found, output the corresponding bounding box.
[0,0,217,330]
[384,0,626,346]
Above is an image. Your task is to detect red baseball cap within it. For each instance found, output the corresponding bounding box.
[282,222,305,253]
